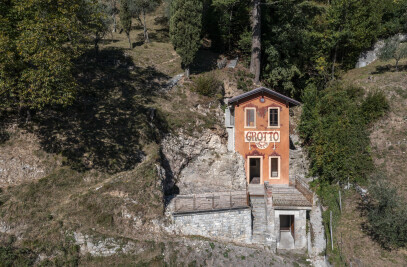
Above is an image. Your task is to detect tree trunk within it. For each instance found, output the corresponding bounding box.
[250,0,261,85]
[112,14,117,33]
[228,8,233,51]
[94,33,100,57]
[26,109,31,124]
[185,67,190,79]
[127,33,132,49]
[331,45,337,81]
[143,10,149,43]
[395,59,399,71]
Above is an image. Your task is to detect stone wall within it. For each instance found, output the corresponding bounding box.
[274,209,307,250]
[172,208,252,243]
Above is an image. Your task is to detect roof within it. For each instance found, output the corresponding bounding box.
[227,87,301,106]
[270,185,312,210]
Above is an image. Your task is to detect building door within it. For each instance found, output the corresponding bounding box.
[249,157,261,184]
[280,215,295,240]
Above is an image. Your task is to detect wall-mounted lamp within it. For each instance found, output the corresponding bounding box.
[260,96,265,103]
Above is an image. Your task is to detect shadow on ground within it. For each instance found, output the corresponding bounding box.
[372,64,407,74]
[190,49,220,74]
[31,48,169,173]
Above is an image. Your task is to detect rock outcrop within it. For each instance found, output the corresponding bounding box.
[161,130,246,194]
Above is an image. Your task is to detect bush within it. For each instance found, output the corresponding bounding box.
[367,177,407,248]
[193,74,223,98]
[299,83,374,184]
[360,91,389,124]
[0,246,36,267]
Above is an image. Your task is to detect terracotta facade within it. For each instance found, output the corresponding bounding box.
[232,92,290,185]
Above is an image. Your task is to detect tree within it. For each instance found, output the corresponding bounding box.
[378,35,407,71]
[0,0,102,113]
[212,0,239,51]
[170,0,203,78]
[250,0,261,85]
[85,0,113,55]
[120,0,133,49]
[134,0,161,43]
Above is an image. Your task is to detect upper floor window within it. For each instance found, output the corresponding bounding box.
[245,108,256,128]
[269,156,280,179]
[268,107,279,128]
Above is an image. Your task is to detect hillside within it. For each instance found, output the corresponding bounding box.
[1,1,407,266]
[322,58,407,266]
[0,5,309,267]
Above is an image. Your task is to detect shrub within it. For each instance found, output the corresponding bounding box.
[193,74,223,98]
[367,176,407,248]
[360,91,389,124]
[0,246,36,267]
[300,83,374,184]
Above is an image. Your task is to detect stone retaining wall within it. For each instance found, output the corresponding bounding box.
[172,208,252,243]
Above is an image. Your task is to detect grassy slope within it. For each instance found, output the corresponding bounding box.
[327,59,407,266]
[0,5,307,267]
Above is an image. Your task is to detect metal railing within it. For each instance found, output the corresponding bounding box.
[171,191,249,213]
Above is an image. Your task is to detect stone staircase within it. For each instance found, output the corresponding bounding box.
[251,196,267,243]
[248,184,268,244]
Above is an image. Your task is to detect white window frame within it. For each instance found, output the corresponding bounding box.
[247,156,263,184]
[244,107,256,128]
[269,156,281,179]
[268,107,280,128]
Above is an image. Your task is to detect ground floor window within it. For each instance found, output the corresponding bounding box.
[269,156,280,179]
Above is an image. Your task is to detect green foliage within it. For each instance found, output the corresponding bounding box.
[0,0,105,111]
[120,0,132,48]
[367,175,407,248]
[208,0,250,52]
[360,90,389,124]
[170,0,203,69]
[260,0,403,96]
[378,36,407,70]
[0,246,36,267]
[299,83,389,184]
[193,74,223,98]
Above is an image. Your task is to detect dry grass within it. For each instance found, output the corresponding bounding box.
[343,58,407,198]
[327,58,407,266]
[335,192,407,266]
[101,4,183,77]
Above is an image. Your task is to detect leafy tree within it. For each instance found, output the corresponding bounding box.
[211,0,239,51]
[84,0,113,55]
[120,0,133,48]
[0,0,103,113]
[134,0,161,43]
[326,0,385,75]
[262,0,323,97]
[368,176,407,248]
[170,0,203,78]
[299,83,389,184]
[378,35,407,70]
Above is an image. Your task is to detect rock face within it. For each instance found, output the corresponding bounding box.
[356,33,407,68]
[161,130,246,194]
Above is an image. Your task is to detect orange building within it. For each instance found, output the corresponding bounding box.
[225,87,300,185]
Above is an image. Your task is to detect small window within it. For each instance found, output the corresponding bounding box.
[230,109,235,126]
[269,108,279,127]
[245,108,256,128]
[270,157,280,178]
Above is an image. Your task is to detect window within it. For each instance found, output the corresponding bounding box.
[268,108,279,127]
[245,108,256,128]
[269,156,280,179]
[230,108,235,126]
